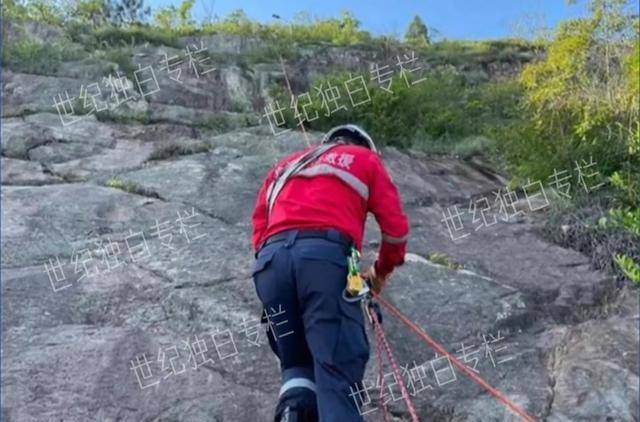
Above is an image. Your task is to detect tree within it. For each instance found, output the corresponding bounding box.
[3,0,65,25]
[153,0,195,31]
[73,0,109,27]
[405,15,430,46]
[334,10,365,44]
[106,0,150,25]
[509,0,639,283]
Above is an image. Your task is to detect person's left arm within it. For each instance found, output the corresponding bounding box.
[363,153,410,291]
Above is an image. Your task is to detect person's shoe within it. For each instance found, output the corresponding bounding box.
[274,388,318,422]
[279,406,292,422]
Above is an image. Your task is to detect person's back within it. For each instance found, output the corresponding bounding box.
[251,125,409,422]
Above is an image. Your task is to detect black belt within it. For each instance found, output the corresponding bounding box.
[262,229,353,249]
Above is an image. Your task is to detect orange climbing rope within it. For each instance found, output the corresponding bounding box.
[367,293,539,422]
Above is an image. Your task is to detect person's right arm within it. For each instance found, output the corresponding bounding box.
[251,167,276,253]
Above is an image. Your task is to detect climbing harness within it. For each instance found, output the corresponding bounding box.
[266,143,340,217]
[350,274,539,422]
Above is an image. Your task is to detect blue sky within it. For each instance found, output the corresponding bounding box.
[146,0,590,40]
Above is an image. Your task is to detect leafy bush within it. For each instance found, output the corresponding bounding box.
[198,10,372,46]
[88,24,181,48]
[97,47,137,77]
[106,0,150,26]
[504,0,639,283]
[497,1,639,184]
[417,39,540,68]
[153,0,197,35]
[2,37,87,74]
[615,254,640,283]
[608,169,640,284]
[71,0,110,27]
[452,136,497,159]
[270,69,521,154]
[2,0,65,25]
[539,192,639,283]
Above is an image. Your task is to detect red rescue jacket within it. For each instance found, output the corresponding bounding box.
[251,143,409,278]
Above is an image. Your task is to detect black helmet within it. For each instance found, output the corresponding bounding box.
[321,124,378,154]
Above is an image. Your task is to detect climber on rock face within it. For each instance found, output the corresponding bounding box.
[250,124,410,422]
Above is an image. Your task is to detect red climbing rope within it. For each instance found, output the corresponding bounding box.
[368,303,421,422]
[372,293,539,422]
[373,313,392,422]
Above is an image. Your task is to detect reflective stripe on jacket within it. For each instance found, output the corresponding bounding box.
[251,143,409,278]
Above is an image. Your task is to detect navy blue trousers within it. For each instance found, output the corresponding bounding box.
[252,229,370,422]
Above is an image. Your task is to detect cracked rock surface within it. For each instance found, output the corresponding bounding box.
[1,25,637,420]
[2,120,637,421]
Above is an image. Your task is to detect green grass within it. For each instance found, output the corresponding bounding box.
[97,47,137,77]
[147,140,211,161]
[452,136,497,159]
[95,107,151,125]
[428,252,464,270]
[90,25,181,49]
[418,39,540,68]
[106,176,160,198]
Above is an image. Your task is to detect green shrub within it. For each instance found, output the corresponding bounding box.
[2,0,65,25]
[614,254,640,284]
[496,1,639,185]
[539,192,639,282]
[608,170,640,284]
[452,136,497,159]
[71,0,110,27]
[2,37,87,74]
[416,39,539,68]
[270,69,521,155]
[153,0,198,35]
[94,47,136,77]
[494,1,639,286]
[197,10,373,47]
[87,24,181,48]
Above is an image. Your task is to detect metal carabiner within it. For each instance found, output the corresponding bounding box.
[364,297,383,325]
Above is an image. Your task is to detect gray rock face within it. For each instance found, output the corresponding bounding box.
[1,19,637,421]
[2,72,93,117]
[1,117,637,421]
[2,15,537,129]
[0,158,62,186]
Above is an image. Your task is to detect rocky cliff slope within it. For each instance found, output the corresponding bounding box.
[1,20,638,422]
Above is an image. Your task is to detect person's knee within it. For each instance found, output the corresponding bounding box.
[335,325,369,379]
[305,305,369,385]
